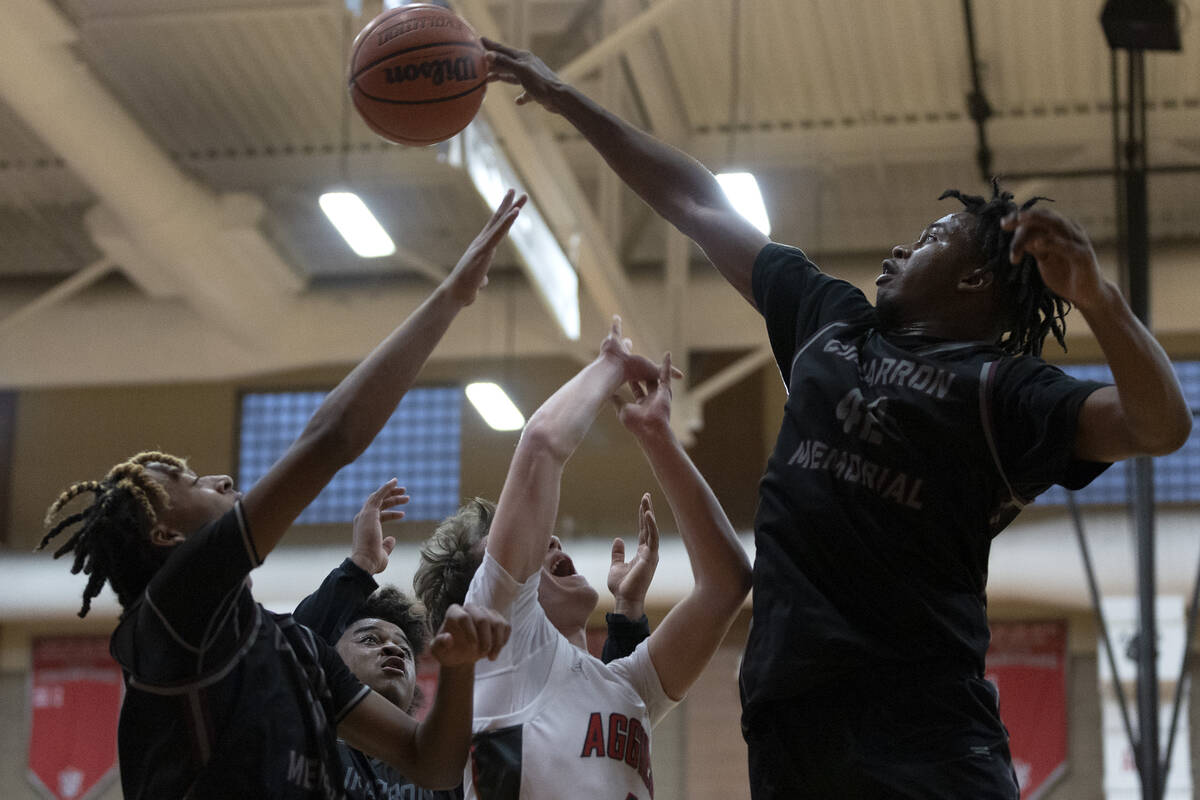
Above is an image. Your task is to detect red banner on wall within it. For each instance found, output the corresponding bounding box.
[985,620,1068,800]
[27,636,122,800]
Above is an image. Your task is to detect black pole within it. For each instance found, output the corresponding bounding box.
[1160,506,1200,795]
[960,0,993,183]
[1067,493,1142,774]
[1116,47,1161,800]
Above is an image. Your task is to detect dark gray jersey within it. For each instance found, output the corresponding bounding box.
[741,244,1109,715]
[110,503,369,799]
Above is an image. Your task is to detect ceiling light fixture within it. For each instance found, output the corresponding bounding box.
[717,172,771,236]
[318,191,396,258]
[465,382,525,431]
[451,119,581,341]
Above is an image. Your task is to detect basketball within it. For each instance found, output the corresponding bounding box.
[348,4,486,146]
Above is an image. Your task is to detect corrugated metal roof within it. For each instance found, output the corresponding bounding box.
[1,0,1197,286]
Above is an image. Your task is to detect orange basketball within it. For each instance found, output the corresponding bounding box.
[348,4,486,146]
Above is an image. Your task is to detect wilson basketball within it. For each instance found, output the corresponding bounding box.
[348,4,486,146]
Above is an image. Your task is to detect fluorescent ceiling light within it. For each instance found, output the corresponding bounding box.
[319,192,396,258]
[457,119,581,340]
[465,382,525,431]
[717,172,771,236]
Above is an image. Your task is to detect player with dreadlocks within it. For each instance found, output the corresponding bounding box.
[38,191,525,800]
[480,41,1192,799]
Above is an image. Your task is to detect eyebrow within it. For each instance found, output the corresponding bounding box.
[349,622,407,644]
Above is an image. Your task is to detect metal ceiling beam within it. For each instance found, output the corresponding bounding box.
[0,0,304,348]
[0,257,113,338]
[456,0,664,357]
[649,112,1200,171]
[558,0,690,83]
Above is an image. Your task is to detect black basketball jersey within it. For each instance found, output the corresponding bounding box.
[335,744,463,800]
[110,503,369,799]
[293,560,461,800]
[740,244,1109,715]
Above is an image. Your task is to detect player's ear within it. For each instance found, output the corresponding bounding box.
[149,525,185,547]
[958,267,993,293]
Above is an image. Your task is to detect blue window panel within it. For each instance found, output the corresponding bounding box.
[1037,361,1200,506]
[238,387,461,523]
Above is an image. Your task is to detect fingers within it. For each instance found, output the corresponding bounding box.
[365,477,399,508]
[379,488,410,511]
[640,494,659,548]
[433,604,511,663]
[481,37,521,58]
[381,536,396,555]
[461,603,510,660]
[626,352,662,382]
[610,537,626,565]
[491,188,516,219]
[1001,208,1078,265]
[437,604,477,655]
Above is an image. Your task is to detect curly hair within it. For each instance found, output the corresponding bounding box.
[413,498,495,631]
[38,452,187,617]
[342,585,431,657]
[939,178,1070,357]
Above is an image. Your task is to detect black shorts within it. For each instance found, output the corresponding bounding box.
[742,676,1020,800]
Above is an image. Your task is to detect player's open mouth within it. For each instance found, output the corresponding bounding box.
[549,553,576,578]
[381,657,407,673]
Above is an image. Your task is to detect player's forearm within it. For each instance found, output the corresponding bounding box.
[551,83,728,237]
[292,561,377,641]
[488,355,624,579]
[408,662,476,788]
[633,427,751,608]
[1078,280,1191,454]
[518,354,625,463]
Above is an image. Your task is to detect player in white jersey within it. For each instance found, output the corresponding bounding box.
[415,319,753,799]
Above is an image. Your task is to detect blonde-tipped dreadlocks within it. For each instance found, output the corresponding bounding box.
[939,178,1071,357]
[40,451,188,617]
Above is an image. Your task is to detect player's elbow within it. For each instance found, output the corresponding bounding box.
[516,417,573,464]
[1146,411,1193,456]
[381,735,467,790]
[406,759,467,791]
[699,563,752,619]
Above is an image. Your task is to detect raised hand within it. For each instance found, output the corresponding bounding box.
[349,479,409,575]
[598,315,673,386]
[481,38,565,113]
[1001,207,1105,309]
[430,603,511,665]
[608,492,661,619]
[445,189,527,306]
[614,351,675,438]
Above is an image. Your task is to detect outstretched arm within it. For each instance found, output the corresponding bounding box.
[1004,209,1192,462]
[339,603,510,788]
[483,39,768,305]
[242,191,526,561]
[487,317,664,582]
[616,355,752,701]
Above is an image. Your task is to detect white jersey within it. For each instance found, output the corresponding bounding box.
[463,552,677,800]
